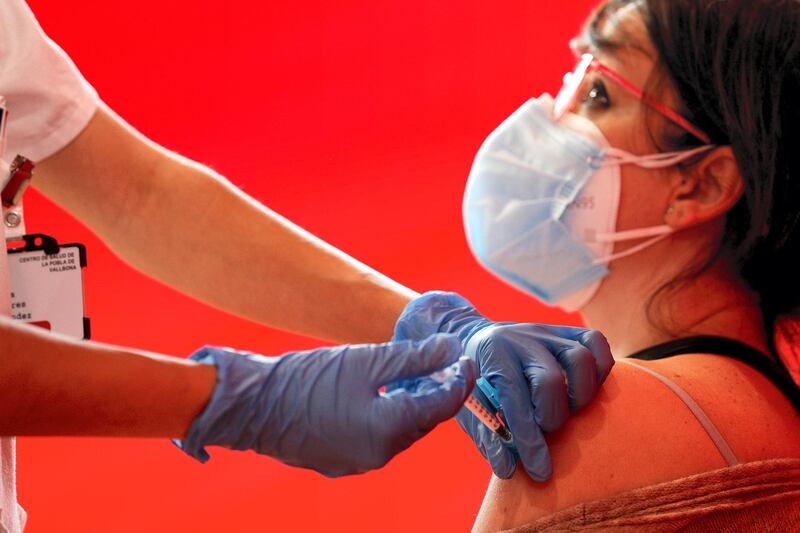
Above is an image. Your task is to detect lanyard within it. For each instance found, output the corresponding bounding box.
[0,97,90,340]
[0,98,31,240]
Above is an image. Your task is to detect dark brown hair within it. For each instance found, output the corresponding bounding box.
[591,0,800,354]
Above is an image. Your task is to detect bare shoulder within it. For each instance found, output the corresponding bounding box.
[473,355,800,532]
[626,353,800,460]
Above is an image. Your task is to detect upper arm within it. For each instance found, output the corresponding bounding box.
[473,361,736,532]
[32,104,164,239]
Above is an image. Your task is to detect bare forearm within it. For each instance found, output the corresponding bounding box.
[115,158,416,343]
[34,106,416,344]
[0,318,215,438]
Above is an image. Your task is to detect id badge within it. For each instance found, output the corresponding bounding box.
[6,233,90,340]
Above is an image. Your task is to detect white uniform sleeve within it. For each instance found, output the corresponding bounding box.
[0,0,99,163]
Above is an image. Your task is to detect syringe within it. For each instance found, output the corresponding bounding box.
[432,365,514,445]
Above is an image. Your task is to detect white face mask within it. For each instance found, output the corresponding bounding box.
[463,94,713,312]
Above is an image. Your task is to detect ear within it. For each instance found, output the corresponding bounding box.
[665,147,744,229]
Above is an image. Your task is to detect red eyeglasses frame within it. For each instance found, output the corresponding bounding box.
[553,54,711,144]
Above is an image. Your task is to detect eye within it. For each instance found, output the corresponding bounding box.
[582,78,611,110]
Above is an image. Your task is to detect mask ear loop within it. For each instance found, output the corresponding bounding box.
[584,146,716,266]
[586,226,674,265]
[601,145,716,169]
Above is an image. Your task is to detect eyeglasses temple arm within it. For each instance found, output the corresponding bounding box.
[595,62,711,144]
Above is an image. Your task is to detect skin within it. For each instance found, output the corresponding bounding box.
[473,6,800,531]
[1,102,416,438]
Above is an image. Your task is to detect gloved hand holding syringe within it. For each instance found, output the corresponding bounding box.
[392,292,613,481]
[431,365,515,446]
[173,290,611,482]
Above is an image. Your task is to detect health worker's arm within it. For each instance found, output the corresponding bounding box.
[0,316,216,438]
[0,316,475,476]
[33,103,416,345]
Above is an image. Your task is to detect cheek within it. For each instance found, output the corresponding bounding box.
[594,107,663,155]
[616,166,672,232]
[586,83,668,150]
[591,112,673,234]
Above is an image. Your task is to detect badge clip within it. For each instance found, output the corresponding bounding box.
[2,155,34,208]
[2,155,34,241]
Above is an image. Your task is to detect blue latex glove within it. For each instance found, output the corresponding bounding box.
[174,334,476,477]
[393,292,614,481]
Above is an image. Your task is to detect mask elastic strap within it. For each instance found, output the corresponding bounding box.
[585,224,674,265]
[602,145,715,169]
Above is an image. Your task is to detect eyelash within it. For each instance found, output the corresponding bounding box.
[582,78,611,109]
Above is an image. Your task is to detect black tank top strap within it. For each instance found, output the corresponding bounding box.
[628,336,800,414]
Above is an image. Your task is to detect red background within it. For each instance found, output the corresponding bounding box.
[17,1,597,531]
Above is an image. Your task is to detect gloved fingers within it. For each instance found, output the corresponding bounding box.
[532,324,596,342]
[553,344,598,412]
[457,412,517,479]
[364,334,464,388]
[484,434,518,480]
[384,376,421,394]
[469,327,568,432]
[487,369,555,482]
[512,416,552,482]
[534,326,614,385]
[380,356,476,432]
[394,291,477,342]
[576,329,614,384]
[383,373,449,396]
[515,346,570,432]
